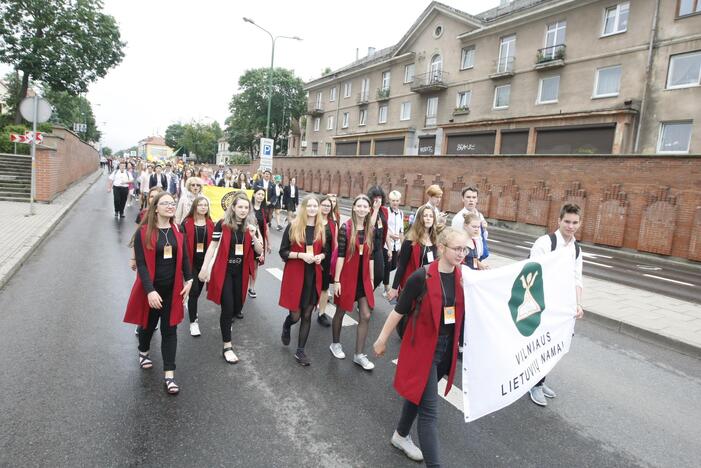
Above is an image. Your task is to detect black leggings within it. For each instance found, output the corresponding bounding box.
[220,267,243,342]
[138,285,177,371]
[283,305,315,350]
[113,186,128,214]
[188,267,204,323]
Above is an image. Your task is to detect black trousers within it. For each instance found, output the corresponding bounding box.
[220,266,244,342]
[188,272,204,323]
[138,285,177,371]
[383,247,398,286]
[113,186,129,215]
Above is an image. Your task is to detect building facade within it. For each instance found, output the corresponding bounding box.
[138,136,173,163]
[303,0,701,156]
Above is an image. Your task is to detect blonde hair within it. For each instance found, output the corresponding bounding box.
[462,212,480,226]
[425,184,443,198]
[388,190,402,201]
[406,205,437,245]
[347,194,374,257]
[436,227,468,256]
[289,195,325,246]
[186,176,204,194]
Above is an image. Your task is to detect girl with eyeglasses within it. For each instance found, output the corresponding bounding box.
[330,194,376,371]
[462,212,489,271]
[247,188,271,299]
[124,192,194,395]
[181,196,214,337]
[373,227,468,465]
[315,195,337,327]
[175,176,203,225]
[199,193,264,364]
[278,195,330,365]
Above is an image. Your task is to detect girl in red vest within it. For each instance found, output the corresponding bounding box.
[367,186,389,291]
[278,195,330,365]
[180,196,214,337]
[124,191,194,395]
[373,227,468,465]
[199,193,264,364]
[386,204,438,302]
[315,195,337,327]
[330,194,376,370]
[247,188,271,299]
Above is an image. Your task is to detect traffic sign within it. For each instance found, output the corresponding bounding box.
[19,97,52,123]
[73,123,88,133]
[8,132,43,144]
[260,137,274,171]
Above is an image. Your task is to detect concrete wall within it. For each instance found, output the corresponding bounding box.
[35,126,99,202]
[274,154,701,261]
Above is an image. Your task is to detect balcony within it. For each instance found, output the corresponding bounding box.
[453,106,470,116]
[357,92,370,106]
[489,56,515,79]
[307,104,324,116]
[376,87,390,101]
[410,71,449,94]
[534,44,566,70]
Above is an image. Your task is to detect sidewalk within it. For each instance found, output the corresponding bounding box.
[0,169,102,290]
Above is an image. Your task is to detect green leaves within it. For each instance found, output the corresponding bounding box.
[165,121,223,163]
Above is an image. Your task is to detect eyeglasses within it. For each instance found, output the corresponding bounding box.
[158,202,177,207]
[445,246,469,255]
[191,184,201,187]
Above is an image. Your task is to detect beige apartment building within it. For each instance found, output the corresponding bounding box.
[301,0,701,156]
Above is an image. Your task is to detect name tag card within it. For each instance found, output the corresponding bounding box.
[235,244,244,256]
[443,306,456,325]
[426,250,434,263]
[306,245,314,255]
[358,245,364,255]
[377,220,383,230]
[163,245,173,259]
[196,242,205,253]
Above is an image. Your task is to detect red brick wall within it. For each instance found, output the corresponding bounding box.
[275,155,701,261]
[35,127,98,202]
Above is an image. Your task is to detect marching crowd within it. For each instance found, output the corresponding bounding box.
[107,156,583,467]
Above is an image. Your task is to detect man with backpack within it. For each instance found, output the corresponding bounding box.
[527,203,584,407]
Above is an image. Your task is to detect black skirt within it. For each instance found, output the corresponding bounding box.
[298,263,319,309]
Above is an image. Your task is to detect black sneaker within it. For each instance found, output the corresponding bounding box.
[317,312,331,327]
[235,311,244,319]
[281,324,291,346]
[294,349,311,366]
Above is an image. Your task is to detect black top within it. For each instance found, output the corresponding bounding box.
[253,204,265,237]
[134,228,193,294]
[373,208,388,246]
[396,268,456,336]
[182,222,207,270]
[337,223,377,258]
[279,225,331,262]
[392,239,438,289]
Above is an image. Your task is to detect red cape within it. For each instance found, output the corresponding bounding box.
[279,236,323,311]
[399,242,422,290]
[206,225,255,305]
[335,220,374,311]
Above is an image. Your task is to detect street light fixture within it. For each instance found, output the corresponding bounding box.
[242,17,302,140]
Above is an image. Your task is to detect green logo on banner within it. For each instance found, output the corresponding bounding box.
[508,262,545,337]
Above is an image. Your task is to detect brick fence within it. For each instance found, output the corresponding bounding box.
[273,155,701,262]
[36,126,99,202]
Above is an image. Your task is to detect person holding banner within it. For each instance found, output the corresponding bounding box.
[279,195,330,365]
[330,195,376,371]
[527,203,584,407]
[181,196,214,337]
[248,188,271,298]
[316,195,337,327]
[373,227,468,465]
[386,205,438,302]
[199,193,264,364]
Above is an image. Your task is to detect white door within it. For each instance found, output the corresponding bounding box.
[498,35,516,72]
[426,97,438,127]
[430,55,443,82]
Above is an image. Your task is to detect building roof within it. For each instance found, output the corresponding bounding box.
[477,0,557,22]
[139,136,167,146]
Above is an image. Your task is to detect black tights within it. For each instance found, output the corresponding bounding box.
[220,267,243,343]
[188,270,204,323]
[284,305,315,350]
[332,297,372,355]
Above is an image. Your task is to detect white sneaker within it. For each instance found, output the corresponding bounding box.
[353,353,375,371]
[329,343,345,359]
[391,430,424,462]
[189,321,201,337]
[541,383,557,399]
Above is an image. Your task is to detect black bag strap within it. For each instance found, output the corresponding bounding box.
[548,232,580,259]
[409,265,431,345]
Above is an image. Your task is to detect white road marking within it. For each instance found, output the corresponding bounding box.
[636,265,662,271]
[265,267,358,326]
[643,274,695,287]
[582,252,613,259]
[584,260,613,269]
[391,358,463,412]
[488,239,501,243]
[523,241,534,245]
[514,245,531,250]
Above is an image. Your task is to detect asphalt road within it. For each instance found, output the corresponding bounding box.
[1,177,700,467]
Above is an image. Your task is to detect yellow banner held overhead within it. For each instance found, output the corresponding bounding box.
[202,186,254,221]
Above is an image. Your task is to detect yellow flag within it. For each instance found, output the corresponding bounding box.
[202,185,254,221]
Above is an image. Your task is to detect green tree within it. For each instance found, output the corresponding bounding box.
[102,146,112,157]
[225,67,306,158]
[42,88,100,141]
[166,121,222,163]
[165,122,188,155]
[0,0,125,123]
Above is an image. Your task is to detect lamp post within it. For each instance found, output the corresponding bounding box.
[242,17,301,140]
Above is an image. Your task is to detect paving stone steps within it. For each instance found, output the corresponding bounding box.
[0,195,30,202]
[0,156,31,201]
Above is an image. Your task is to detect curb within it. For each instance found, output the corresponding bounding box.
[0,169,103,292]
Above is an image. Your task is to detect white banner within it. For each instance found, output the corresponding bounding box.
[462,249,577,422]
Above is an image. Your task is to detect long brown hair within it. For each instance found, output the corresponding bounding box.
[406,204,437,246]
[327,193,341,224]
[185,195,212,223]
[130,191,175,249]
[289,195,325,246]
[347,194,373,257]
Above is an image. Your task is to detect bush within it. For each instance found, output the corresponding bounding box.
[0,124,30,154]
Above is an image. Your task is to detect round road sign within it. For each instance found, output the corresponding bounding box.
[20,97,53,123]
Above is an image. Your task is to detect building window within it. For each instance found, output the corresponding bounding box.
[456,91,471,109]
[460,46,475,70]
[602,2,629,36]
[342,112,350,128]
[678,0,701,16]
[498,35,516,73]
[359,109,367,126]
[537,76,560,104]
[329,87,337,102]
[360,78,370,101]
[327,115,335,130]
[313,117,320,132]
[400,102,411,121]
[544,21,566,59]
[343,81,352,98]
[404,64,415,83]
[430,54,443,79]
[658,121,692,153]
[433,25,443,38]
[666,51,701,89]
[325,142,333,155]
[311,142,319,156]
[378,104,388,124]
[315,92,322,108]
[381,71,391,90]
[593,65,621,97]
[426,97,438,127]
[493,84,511,109]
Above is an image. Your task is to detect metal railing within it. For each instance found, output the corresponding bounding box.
[357,92,370,104]
[536,44,566,63]
[411,70,450,88]
[376,87,390,100]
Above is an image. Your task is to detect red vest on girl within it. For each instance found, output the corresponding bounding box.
[399,242,423,290]
[278,234,324,311]
[182,217,214,267]
[206,225,255,305]
[334,220,375,311]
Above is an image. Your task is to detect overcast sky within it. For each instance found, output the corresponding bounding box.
[6,0,501,150]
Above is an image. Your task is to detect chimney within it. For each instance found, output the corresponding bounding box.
[356,48,359,60]
[368,47,376,57]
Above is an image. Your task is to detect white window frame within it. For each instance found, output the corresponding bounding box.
[343,81,352,98]
[678,0,701,17]
[342,112,350,128]
[329,87,337,102]
[601,2,629,37]
[400,101,411,121]
[456,91,471,109]
[313,117,320,132]
[381,71,391,90]
[593,65,622,98]
[326,115,334,130]
[498,35,516,73]
[359,109,367,126]
[537,75,560,104]
[378,104,388,124]
[404,64,415,83]
[315,92,322,108]
[544,21,566,59]
[360,78,370,101]
[666,51,701,89]
[426,97,438,127]
[493,84,511,109]
[657,121,693,154]
[460,46,475,70]
[325,142,333,156]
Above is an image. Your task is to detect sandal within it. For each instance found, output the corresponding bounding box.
[164,377,180,395]
[139,352,153,369]
[222,346,239,364]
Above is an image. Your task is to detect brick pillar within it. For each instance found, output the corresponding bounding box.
[526,127,537,154]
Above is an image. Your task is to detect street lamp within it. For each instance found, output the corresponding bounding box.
[242,17,301,139]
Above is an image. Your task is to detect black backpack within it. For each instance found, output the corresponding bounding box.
[529,233,580,259]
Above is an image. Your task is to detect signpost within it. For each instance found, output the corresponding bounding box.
[260,137,274,171]
[73,123,87,133]
[19,96,52,216]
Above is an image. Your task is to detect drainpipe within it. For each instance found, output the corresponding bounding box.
[633,0,660,153]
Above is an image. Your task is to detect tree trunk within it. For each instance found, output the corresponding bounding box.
[14,72,30,124]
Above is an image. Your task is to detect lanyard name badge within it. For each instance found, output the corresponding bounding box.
[426,247,434,264]
[160,228,173,259]
[196,225,205,253]
[234,232,244,256]
[440,276,455,325]
[306,244,314,256]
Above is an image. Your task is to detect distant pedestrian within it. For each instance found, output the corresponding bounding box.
[255,169,278,225]
[283,177,299,215]
[218,170,236,188]
[384,190,404,296]
[149,165,168,190]
[235,172,250,190]
[174,177,203,225]
[247,188,271,299]
[273,176,285,231]
[461,212,488,271]
[107,161,133,218]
